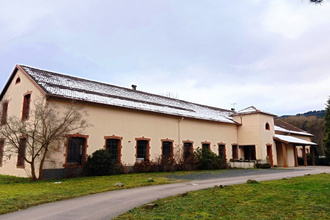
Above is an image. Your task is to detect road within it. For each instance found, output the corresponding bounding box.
[1,166,329,220]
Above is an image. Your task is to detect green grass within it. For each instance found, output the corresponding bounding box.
[0,172,185,215]
[116,174,330,220]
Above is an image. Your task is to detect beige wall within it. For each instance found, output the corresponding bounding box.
[233,113,276,164]
[0,70,45,177]
[44,99,239,169]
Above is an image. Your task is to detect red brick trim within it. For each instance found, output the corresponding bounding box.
[266,144,273,167]
[16,65,46,95]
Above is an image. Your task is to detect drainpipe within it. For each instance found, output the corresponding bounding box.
[178,117,184,147]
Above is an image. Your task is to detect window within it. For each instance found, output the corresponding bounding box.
[15,77,21,84]
[162,141,173,159]
[265,122,270,130]
[17,138,26,167]
[22,94,31,120]
[232,145,238,159]
[136,139,149,162]
[183,142,193,160]
[202,143,210,151]
[218,144,226,161]
[66,136,87,166]
[105,138,121,163]
[0,140,4,166]
[1,102,8,125]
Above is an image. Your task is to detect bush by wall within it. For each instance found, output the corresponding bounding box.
[84,149,118,176]
[195,148,226,170]
[85,148,228,176]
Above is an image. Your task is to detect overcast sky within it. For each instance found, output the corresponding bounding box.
[0,0,329,116]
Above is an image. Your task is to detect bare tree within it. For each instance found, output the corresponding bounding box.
[309,0,323,3]
[0,97,89,180]
[162,92,179,99]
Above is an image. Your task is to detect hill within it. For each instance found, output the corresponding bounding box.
[281,110,325,118]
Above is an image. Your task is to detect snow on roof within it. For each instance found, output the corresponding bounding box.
[235,106,276,116]
[274,134,317,145]
[274,126,313,137]
[20,65,236,124]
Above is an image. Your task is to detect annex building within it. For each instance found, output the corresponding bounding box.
[0,65,317,178]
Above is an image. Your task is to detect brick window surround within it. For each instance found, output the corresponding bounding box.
[22,92,32,120]
[135,137,150,162]
[161,139,174,160]
[64,134,89,167]
[104,135,123,164]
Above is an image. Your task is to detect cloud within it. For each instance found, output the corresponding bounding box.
[0,0,329,116]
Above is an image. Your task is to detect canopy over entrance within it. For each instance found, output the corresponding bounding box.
[274,134,317,146]
[274,134,317,167]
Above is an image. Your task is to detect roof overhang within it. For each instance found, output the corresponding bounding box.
[274,134,317,146]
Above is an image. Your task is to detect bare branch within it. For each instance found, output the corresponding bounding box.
[0,97,89,180]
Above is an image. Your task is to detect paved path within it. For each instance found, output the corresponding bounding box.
[1,166,329,220]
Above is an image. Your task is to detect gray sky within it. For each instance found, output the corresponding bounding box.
[0,0,329,116]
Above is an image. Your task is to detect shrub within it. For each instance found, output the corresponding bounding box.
[298,157,304,165]
[133,160,157,173]
[175,155,200,171]
[195,148,226,170]
[259,163,271,169]
[316,156,330,166]
[298,154,314,166]
[247,179,258,184]
[155,156,177,172]
[84,149,118,176]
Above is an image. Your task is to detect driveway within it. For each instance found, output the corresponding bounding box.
[1,166,329,220]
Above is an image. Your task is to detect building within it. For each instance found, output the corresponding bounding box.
[0,65,317,178]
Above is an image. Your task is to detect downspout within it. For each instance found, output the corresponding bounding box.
[236,116,242,159]
[178,117,184,148]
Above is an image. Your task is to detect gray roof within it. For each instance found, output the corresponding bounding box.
[18,65,236,124]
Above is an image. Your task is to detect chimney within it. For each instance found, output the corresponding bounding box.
[131,85,137,90]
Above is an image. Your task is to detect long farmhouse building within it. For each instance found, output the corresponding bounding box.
[0,65,317,178]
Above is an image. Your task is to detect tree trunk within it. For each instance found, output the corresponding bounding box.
[30,161,38,180]
[38,148,48,180]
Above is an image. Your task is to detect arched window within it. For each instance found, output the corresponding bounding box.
[15,77,21,84]
[265,122,270,130]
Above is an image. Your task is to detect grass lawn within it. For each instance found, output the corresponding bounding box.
[116,174,330,220]
[0,171,189,215]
